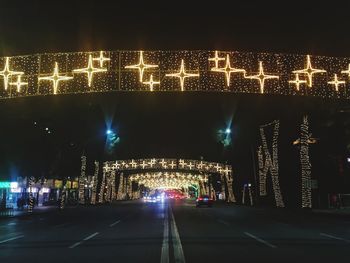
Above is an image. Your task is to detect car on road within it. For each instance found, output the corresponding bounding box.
[196,195,213,207]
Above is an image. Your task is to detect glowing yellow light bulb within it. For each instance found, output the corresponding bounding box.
[165,59,199,91]
[245,61,279,94]
[93,51,110,67]
[208,51,225,69]
[38,62,73,95]
[293,55,326,87]
[125,51,158,82]
[73,54,107,87]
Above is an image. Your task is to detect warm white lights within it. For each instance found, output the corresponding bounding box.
[293,55,326,87]
[125,51,158,82]
[143,74,160,91]
[93,51,110,67]
[165,59,199,91]
[73,54,107,87]
[38,62,73,94]
[245,61,279,93]
[0,57,24,90]
[208,51,225,70]
[328,74,345,92]
[289,73,307,91]
[9,75,28,92]
[212,54,246,87]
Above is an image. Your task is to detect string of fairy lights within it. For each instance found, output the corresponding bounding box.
[259,120,285,208]
[1,50,350,98]
[300,116,312,208]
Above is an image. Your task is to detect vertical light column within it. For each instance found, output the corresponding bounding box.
[91,161,99,205]
[257,146,267,196]
[300,115,312,208]
[78,155,87,204]
[105,171,112,202]
[223,168,236,203]
[117,173,124,200]
[110,170,116,201]
[28,176,34,213]
[98,168,107,203]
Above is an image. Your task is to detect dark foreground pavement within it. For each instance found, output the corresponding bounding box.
[1,200,350,263]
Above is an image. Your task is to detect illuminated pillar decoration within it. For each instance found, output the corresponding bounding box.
[211,54,246,87]
[110,170,116,201]
[143,74,160,91]
[105,171,112,202]
[260,120,285,208]
[73,54,107,87]
[117,173,125,200]
[9,75,28,92]
[38,62,73,94]
[328,74,345,92]
[125,51,158,82]
[0,57,24,90]
[98,167,107,203]
[210,184,216,200]
[257,146,266,196]
[289,73,307,91]
[78,155,87,205]
[91,161,99,205]
[93,51,110,67]
[165,59,199,91]
[300,115,312,208]
[222,166,236,202]
[293,55,326,87]
[208,51,225,70]
[220,174,226,201]
[127,177,132,200]
[28,176,34,213]
[245,61,279,94]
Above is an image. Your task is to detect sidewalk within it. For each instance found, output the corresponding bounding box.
[0,205,58,219]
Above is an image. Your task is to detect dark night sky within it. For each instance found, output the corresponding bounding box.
[0,0,350,200]
[1,1,350,56]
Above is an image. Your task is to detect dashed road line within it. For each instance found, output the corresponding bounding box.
[69,232,99,249]
[244,232,277,248]
[320,233,350,243]
[170,206,186,263]
[0,235,24,244]
[160,205,169,263]
[109,220,121,227]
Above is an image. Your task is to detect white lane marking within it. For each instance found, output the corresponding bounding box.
[217,219,230,226]
[170,206,186,263]
[160,205,169,263]
[109,220,121,227]
[320,233,350,243]
[244,232,277,248]
[0,235,24,244]
[8,222,16,226]
[69,232,99,248]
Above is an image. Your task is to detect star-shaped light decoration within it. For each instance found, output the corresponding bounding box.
[125,51,158,82]
[93,51,110,67]
[289,73,307,91]
[73,54,107,87]
[165,59,199,91]
[328,74,345,92]
[213,54,246,86]
[0,57,24,90]
[293,55,326,87]
[245,61,279,94]
[9,75,28,92]
[208,51,225,70]
[143,74,160,91]
[341,64,350,78]
[38,62,73,95]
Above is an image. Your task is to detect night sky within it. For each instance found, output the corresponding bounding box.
[0,0,350,203]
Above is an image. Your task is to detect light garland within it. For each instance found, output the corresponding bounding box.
[0,57,24,90]
[165,59,199,91]
[245,61,279,94]
[93,51,110,68]
[328,74,345,92]
[293,55,326,87]
[208,51,226,70]
[300,115,312,208]
[28,176,34,212]
[38,62,73,94]
[211,54,245,87]
[9,75,28,92]
[143,74,160,91]
[91,161,99,205]
[259,120,285,207]
[125,51,158,82]
[289,73,307,91]
[257,146,266,196]
[78,155,87,204]
[73,54,107,87]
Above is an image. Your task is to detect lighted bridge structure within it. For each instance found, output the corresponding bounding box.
[79,158,235,204]
[1,50,350,99]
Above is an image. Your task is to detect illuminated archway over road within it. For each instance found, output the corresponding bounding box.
[82,158,235,204]
[0,50,350,99]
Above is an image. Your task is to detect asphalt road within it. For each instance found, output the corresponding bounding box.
[1,199,350,263]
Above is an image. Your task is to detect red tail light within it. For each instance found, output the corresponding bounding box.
[197,197,203,201]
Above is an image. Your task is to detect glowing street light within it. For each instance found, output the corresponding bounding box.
[225,128,231,134]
